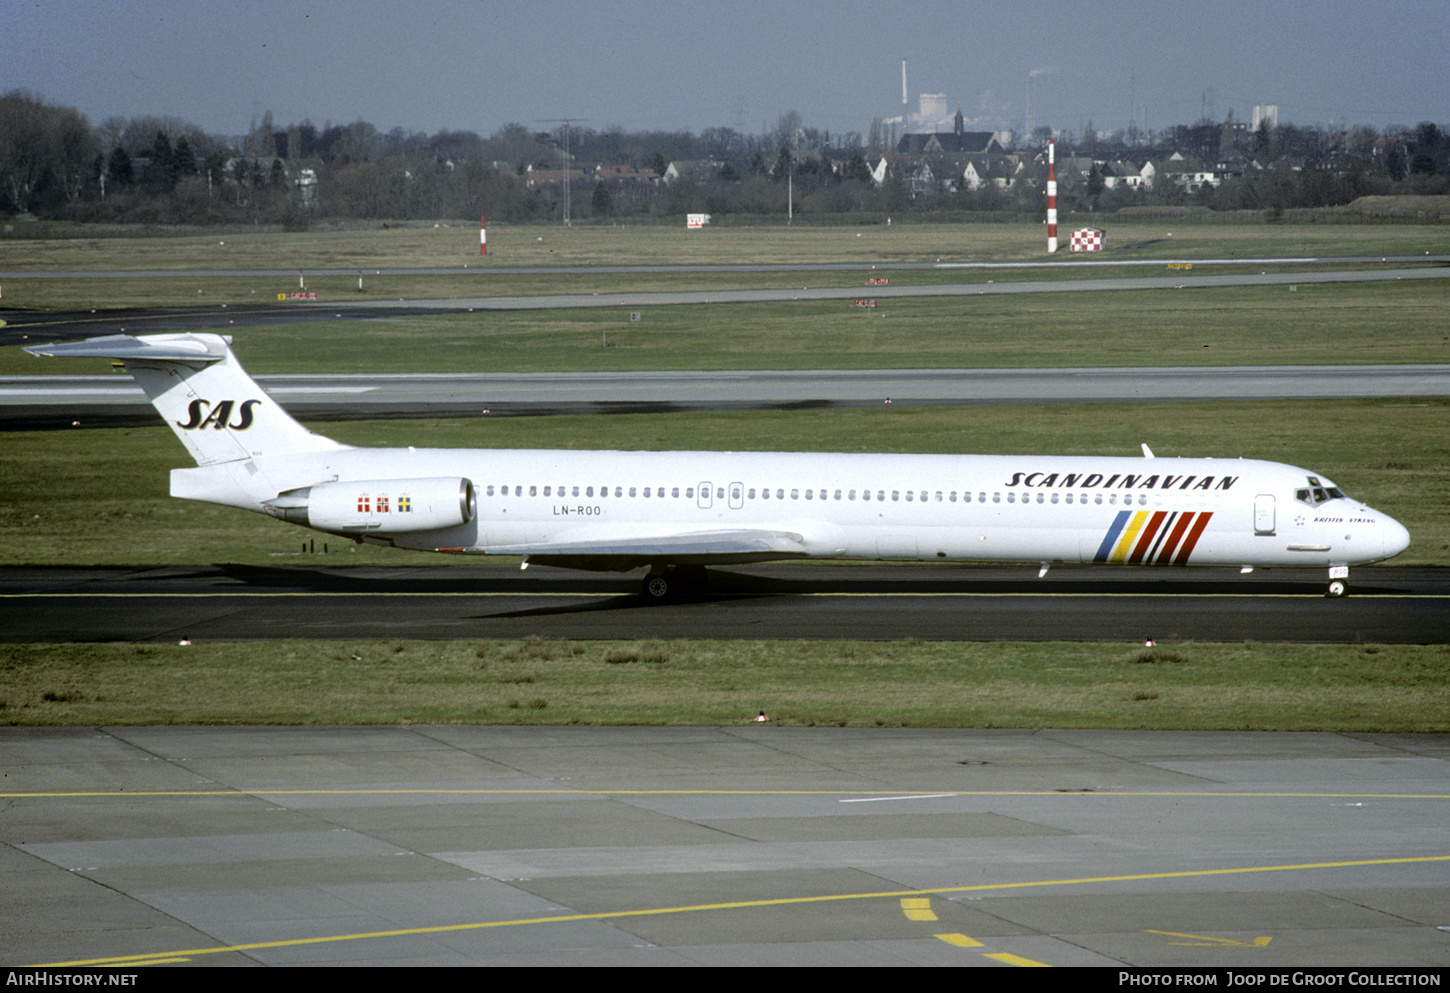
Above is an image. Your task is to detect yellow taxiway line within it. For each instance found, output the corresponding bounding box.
[33,854,1450,968]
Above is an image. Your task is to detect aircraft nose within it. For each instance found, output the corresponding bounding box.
[1382,516,1411,560]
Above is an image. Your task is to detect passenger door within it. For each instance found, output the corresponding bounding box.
[1254,494,1276,535]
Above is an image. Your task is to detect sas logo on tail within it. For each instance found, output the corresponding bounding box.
[175,399,262,431]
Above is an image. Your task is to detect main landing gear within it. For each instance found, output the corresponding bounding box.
[640,565,708,601]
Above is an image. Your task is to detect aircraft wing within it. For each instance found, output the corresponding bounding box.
[482,528,811,570]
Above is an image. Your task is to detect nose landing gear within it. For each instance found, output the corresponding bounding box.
[1326,566,1349,598]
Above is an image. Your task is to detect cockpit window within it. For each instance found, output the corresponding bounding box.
[1296,477,1347,507]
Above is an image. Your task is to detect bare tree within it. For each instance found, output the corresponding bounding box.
[0,90,96,212]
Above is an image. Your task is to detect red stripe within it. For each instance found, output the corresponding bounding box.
[1129,511,1169,563]
[1155,513,1197,564]
[1173,513,1214,565]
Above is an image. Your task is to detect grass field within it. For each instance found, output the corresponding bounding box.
[4,214,1449,268]
[2,216,1447,731]
[1,216,1447,312]
[3,639,1446,731]
[4,279,1449,377]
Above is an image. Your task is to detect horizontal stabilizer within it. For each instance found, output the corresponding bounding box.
[25,333,228,364]
[27,331,346,466]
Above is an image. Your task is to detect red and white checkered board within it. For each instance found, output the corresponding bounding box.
[1070,229,1104,252]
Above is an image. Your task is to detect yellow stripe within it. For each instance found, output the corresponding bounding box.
[1110,511,1150,562]
[935,933,983,947]
[900,897,937,921]
[984,952,1051,967]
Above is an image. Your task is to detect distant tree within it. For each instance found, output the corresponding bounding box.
[35,101,98,206]
[1409,122,1443,175]
[202,149,227,189]
[1254,120,1273,155]
[293,121,318,158]
[700,126,747,160]
[1383,146,1407,180]
[106,146,133,186]
[1085,163,1105,206]
[0,90,95,212]
[97,115,125,154]
[172,136,196,177]
[770,146,792,180]
[590,180,613,216]
[253,111,276,160]
[842,153,873,185]
[146,130,178,192]
[770,110,803,150]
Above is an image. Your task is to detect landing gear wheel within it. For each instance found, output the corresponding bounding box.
[643,574,672,600]
[1326,579,1347,598]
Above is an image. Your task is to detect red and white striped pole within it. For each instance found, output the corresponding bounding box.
[1046,140,1058,253]
[480,215,488,257]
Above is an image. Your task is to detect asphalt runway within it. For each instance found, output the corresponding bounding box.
[4,259,1446,427]
[4,725,1447,967]
[3,564,1446,644]
[5,364,1450,429]
[3,257,1447,348]
[346,263,1450,311]
[3,252,1445,281]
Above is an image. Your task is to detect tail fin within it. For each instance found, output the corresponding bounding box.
[25,333,347,466]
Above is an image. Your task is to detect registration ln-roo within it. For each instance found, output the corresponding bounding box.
[27,333,1410,598]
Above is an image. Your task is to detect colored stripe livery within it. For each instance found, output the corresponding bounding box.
[1095,510,1213,565]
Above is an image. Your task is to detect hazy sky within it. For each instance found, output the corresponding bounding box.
[6,0,1445,140]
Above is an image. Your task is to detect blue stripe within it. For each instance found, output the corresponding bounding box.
[1094,511,1132,563]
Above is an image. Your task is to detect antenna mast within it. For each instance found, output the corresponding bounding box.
[537,118,589,226]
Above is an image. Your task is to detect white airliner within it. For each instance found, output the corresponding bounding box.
[28,332,1409,598]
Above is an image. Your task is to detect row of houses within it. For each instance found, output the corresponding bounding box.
[514,143,1261,202]
[644,149,1246,198]
[241,131,1295,207]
